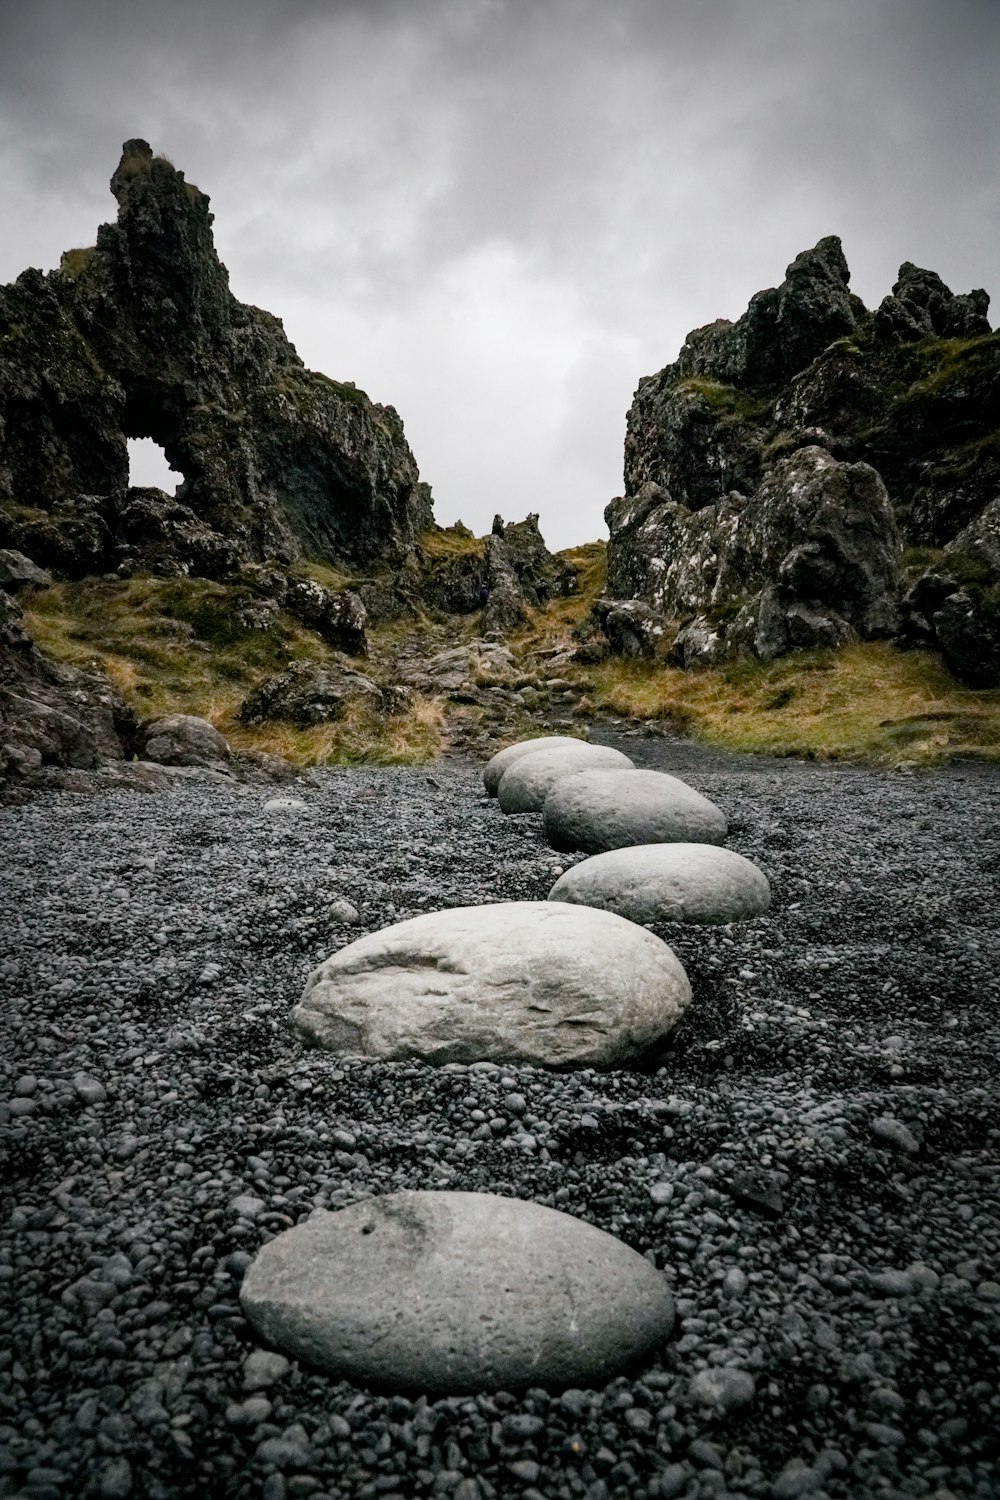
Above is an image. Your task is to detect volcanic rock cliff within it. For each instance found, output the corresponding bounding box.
[0,139,431,579]
[604,237,1000,684]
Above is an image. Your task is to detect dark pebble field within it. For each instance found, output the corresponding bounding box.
[2,734,999,1500]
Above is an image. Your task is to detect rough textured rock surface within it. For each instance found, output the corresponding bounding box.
[293,901,692,1068]
[496,744,635,815]
[611,446,902,668]
[411,516,575,625]
[138,714,231,769]
[240,1190,676,1393]
[0,589,136,776]
[592,597,668,658]
[237,659,383,726]
[483,735,587,797]
[611,236,997,670]
[542,768,728,854]
[0,139,431,578]
[548,843,771,926]
[0,550,52,592]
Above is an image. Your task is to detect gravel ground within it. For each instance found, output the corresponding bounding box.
[1,738,999,1500]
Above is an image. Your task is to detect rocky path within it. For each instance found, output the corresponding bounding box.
[1,742,999,1500]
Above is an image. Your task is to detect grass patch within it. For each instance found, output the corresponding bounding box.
[571,642,1000,766]
[22,577,445,766]
[58,247,95,281]
[223,694,443,767]
[295,559,355,592]
[678,377,771,424]
[417,527,485,561]
[511,541,607,648]
[901,332,1000,401]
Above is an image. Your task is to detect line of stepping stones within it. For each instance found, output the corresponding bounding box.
[241,734,772,1395]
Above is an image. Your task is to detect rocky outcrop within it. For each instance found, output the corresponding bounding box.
[413,514,575,627]
[609,237,997,677]
[237,659,387,727]
[0,590,137,779]
[0,139,431,580]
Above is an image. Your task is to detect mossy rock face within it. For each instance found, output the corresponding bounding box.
[609,234,998,674]
[0,138,432,579]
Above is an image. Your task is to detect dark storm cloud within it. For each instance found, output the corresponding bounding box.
[1,0,998,545]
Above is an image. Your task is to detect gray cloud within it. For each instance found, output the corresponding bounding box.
[1,0,997,547]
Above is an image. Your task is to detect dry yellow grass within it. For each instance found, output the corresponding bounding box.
[23,577,446,766]
[577,643,1000,766]
[221,694,444,767]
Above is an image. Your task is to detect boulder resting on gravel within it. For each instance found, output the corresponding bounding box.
[496,743,634,815]
[292,900,691,1068]
[240,1189,675,1393]
[548,843,770,925]
[543,767,727,853]
[139,713,231,769]
[483,734,587,796]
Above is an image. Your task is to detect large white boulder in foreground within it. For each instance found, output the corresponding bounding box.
[240,1190,675,1393]
[292,900,691,1068]
[497,743,634,814]
[483,735,586,797]
[549,843,771,926]
[543,767,727,853]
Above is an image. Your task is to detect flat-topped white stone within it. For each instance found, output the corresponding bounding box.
[483,735,586,797]
[543,767,727,852]
[497,744,634,814]
[240,1190,675,1392]
[293,899,691,1068]
[548,843,771,925]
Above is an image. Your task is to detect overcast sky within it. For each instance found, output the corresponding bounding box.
[1,0,997,550]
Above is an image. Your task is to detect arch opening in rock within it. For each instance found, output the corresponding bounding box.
[126,436,180,495]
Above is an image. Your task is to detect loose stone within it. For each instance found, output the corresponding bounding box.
[483,735,589,796]
[547,842,770,925]
[240,1190,675,1393]
[542,768,728,854]
[293,901,691,1068]
[497,745,635,815]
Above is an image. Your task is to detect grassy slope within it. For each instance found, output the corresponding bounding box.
[23,578,441,767]
[20,536,1000,770]
[524,543,1000,768]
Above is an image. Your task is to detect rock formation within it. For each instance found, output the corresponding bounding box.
[0,139,432,580]
[0,588,137,778]
[607,237,999,682]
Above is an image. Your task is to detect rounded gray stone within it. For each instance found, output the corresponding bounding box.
[548,843,770,925]
[496,745,635,815]
[293,900,691,1068]
[690,1365,757,1415]
[542,767,727,853]
[240,1190,675,1392]
[483,736,588,797]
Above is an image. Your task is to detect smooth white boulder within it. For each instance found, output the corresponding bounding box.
[548,843,771,925]
[543,767,727,853]
[240,1190,675,1392]
[483,735,586,797]
[497,744,634,814]
[292,900,691,1068]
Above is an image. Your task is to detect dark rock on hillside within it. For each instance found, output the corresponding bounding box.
[610,237,997,676]
[0,550,52,593]
[138,713,231,770]
[237,659,385,727]
[591,597,667,659]
[491,513,577,604]
[414,515,575,627]
[0,589,137,779]
[0,139,431,580]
